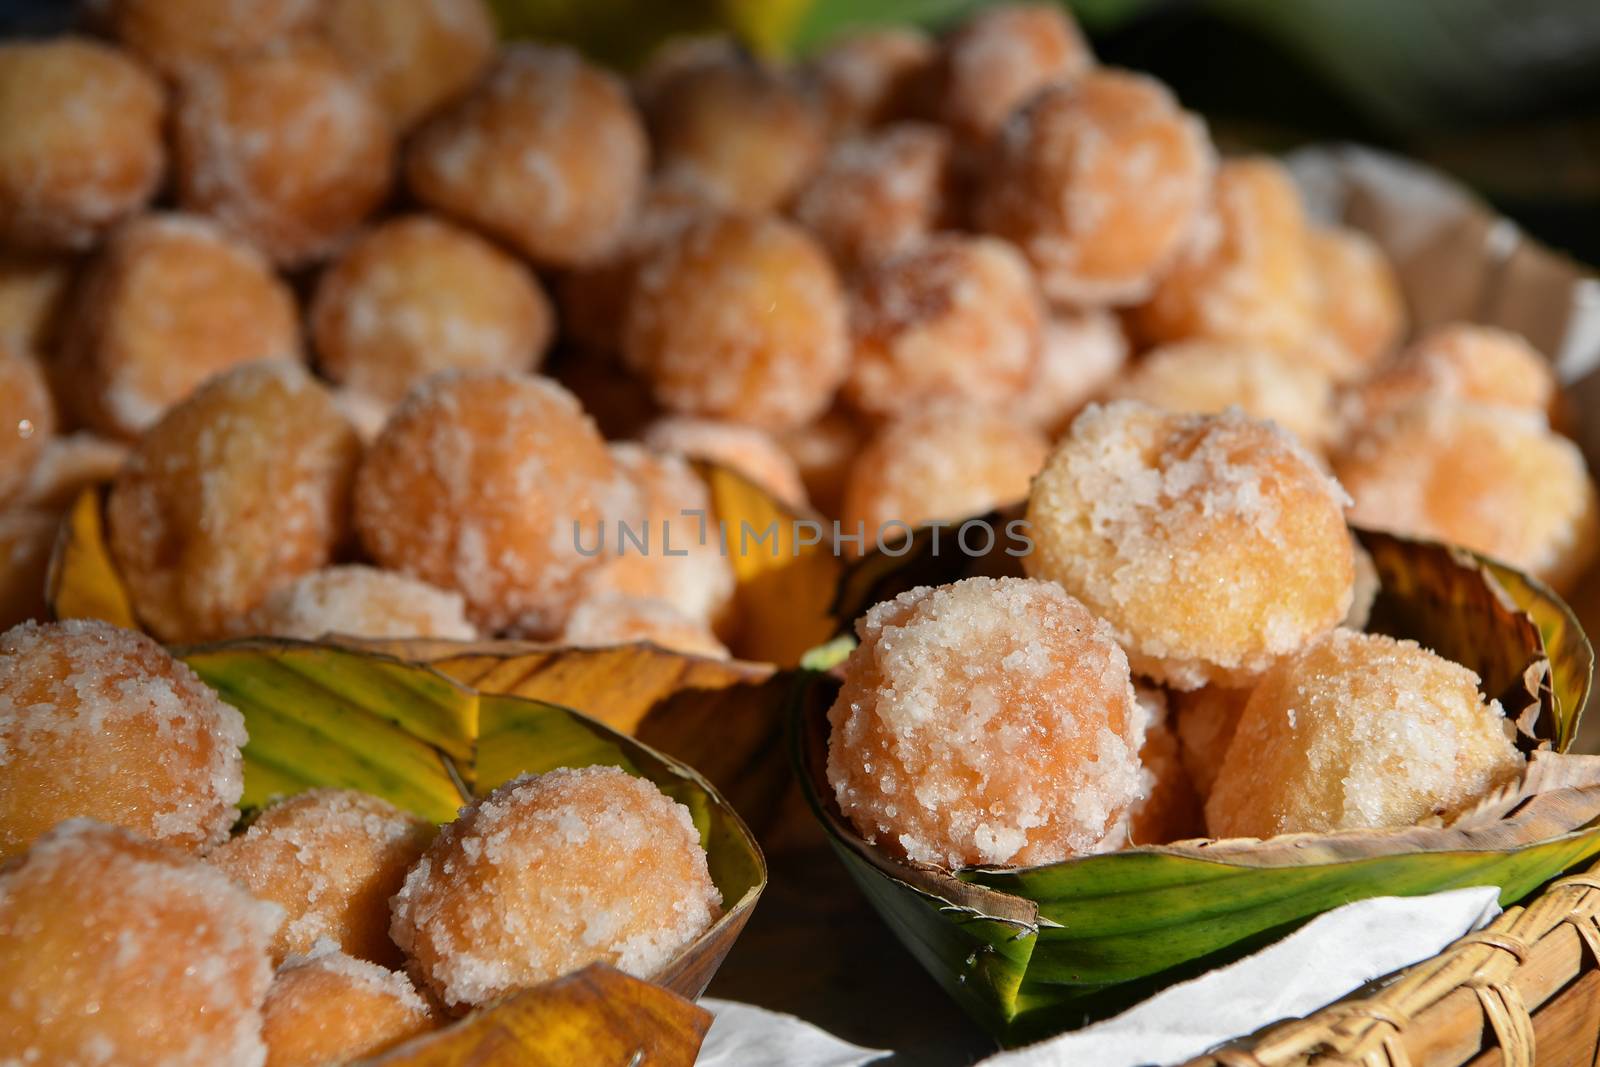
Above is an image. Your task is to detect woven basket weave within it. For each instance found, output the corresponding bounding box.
[1186,857,1600,1067]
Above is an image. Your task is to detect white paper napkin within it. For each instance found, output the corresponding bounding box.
[697,998,889,1067]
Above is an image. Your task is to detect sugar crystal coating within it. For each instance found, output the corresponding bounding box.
[353,370,623,635]
[107,361,361,642]
[208,788,436,967]
[643,415,810,509]
[934,3,1094,145]
[1206,629,1525,838]
[1024,401,1355,690]
[262,942,438,1067]
[240,565,478,642]
[322,0,497,131]
[1015,309,1129,437]
[390,766,721,1009]
[0,348,54,503]
[827,576,1145,868]
[1348,323,1556,424]
[0,619,247,859]
[0,38,164,251]
[0,819,281,1067]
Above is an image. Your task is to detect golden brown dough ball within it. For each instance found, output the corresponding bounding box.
[60,213,303,441]
[643,415,810,508]
[0,251,73,353]
[0,619,248,860]
[0,820,281,1067]
[311,215,553,407]
[0,38,164,251]
[844,234,1043,420]
[174,42,394,268]
[648,58,826,213]
[1015,310,1129,437]
[110,0,324,78]
[791,122,954,274]
[322,0,496,130]
[240,565,478,641]
[624,213,849,431]
[1127,687,1204,845]
[976,70,1214,307]
[407,44,648,268]
[1130,157,1317,353]
[1173,684,1249,799]
[934,3,1094,145]
[561,593,730,659]
[209,788,435,966]
[801,27,936,134]
[262,945,437,1067]
[354,371,623,635]
[1304,225,1406,379]
[107,361,361,642]
[0,349,54,504]
[16,433,129,512]
[1348,322,1556,424]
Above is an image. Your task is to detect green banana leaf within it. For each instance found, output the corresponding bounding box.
[798,526,1599,1044]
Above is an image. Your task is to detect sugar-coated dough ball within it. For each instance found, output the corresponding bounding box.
[240,565,478,641]
[0,512,54,631]
[1172,684,1249,799]
[262,944,437,1067]
[935,3,1094,144]
[1206,629,1524,837]
[0,250,74,353]
[0,820,281,1067]
[791,122,953,274]
[648,58,826,213]
[844,234,1043,419]
[561,593,730,660]
[625,213,849,431]
[643,415,810,508]
[0,348,54,503]
[1015,310,1129,436]
[390,766,721,1009]
[110,0,324,78]
[107,361,361,642]
[1130,157,1317,353]
[1304,225,1406,379]
[1348,322,1556,424]
[209,788,435,966]
[322,0,496,130]
[801,27,936,133]
[1024,402,1354,690]
[354,371,623,635]
[1335,402,1599,592]
[0,619,247,859]
[311,215,554,406]
[174,42,394,267]
[0,38,164,251]
[13,433,127,512]
[829,577,1144,868]
[1112,340,1335,452]
[841,406,1048,546]
[976,70,1214,306]
[407,44,648,268]
[61,213,303,440]
[1127,687,1203,845]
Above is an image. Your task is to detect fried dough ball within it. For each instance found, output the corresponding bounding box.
[60,214,303,440]
[239,565,478,641]
[934,3,1094,145]
[648,59,826,213]
[0,619,247,859]
[263,945,438,1067]
[561,593,730,659]
[828,576,1144,868]
[1127,687,1203,845]
[792,123,954,274]
[311,216,554,407]
[1025,402,1354,690]
[1304,225,1406,379]
[841,406,1048,549]
[0,511,53,630]
[354,371,622,635]
[1348,323,1556,424]
[107,362,361,642]
[209,789,436,967]
[0,250,73,352]
[1112,341,1335,452]
[624,213,849,430]
[642,415,809,508]
[0,820,281,1067]
[109,0,323,78]
[175,42,393,268]
[407,44,648,268]
[802,27,936,133]
[1173,684,1249,799]
[844,234,1043,420]
[15,434,126,512]
[1130,157,1317,353]
[391,766,721,1009]
[1015,309,1129,436]
[582,444,733,625]
[0,38,164,251]
[0,349,53,504]
[976,70,1214,306]
[1334,402,1599,591]
[1206,630,1524,838]
[778,406,868,519]
[322,0,496,130]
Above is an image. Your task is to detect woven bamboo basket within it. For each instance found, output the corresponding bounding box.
[1186,855,1600,1066]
